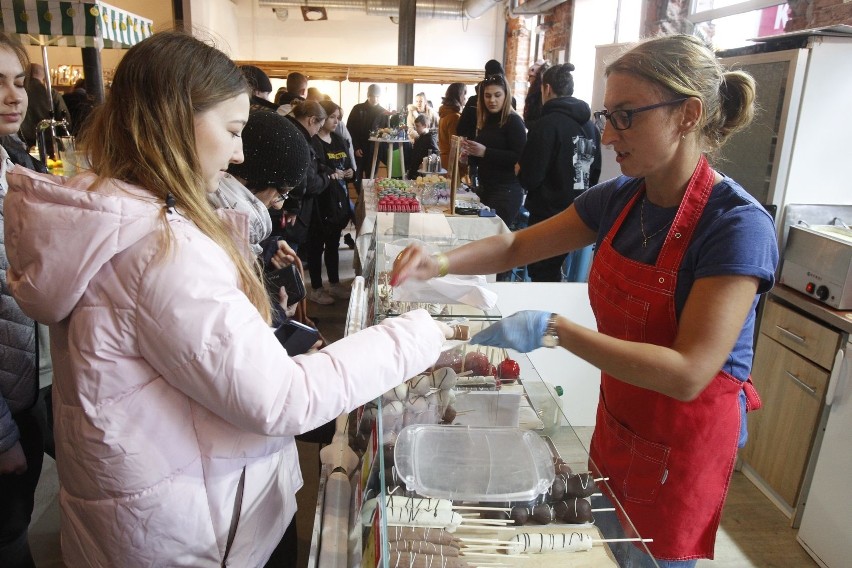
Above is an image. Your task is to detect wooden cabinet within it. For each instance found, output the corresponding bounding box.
[740,299,841,518]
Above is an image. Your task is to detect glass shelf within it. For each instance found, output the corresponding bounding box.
[311,213,657,568]
[364,212,508,323]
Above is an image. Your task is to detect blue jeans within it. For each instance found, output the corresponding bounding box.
[591,494,698,568]
[563,244,595,282]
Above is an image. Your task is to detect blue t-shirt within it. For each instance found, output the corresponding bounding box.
[575,175,779,445]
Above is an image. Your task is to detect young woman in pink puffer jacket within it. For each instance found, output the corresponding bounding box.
[4,32,446,567]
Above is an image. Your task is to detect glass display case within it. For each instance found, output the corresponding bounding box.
[311,213,657,568]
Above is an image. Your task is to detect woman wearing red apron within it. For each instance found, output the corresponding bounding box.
[392,35,778,567]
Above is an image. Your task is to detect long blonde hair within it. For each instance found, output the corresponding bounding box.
[79,31,271,322]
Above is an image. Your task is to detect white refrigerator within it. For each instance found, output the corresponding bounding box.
[797,337,852,568]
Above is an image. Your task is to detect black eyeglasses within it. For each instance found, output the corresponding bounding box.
[272,186,293,204]
[594,98,688,132]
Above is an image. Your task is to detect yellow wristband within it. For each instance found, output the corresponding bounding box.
[433,253,450,277]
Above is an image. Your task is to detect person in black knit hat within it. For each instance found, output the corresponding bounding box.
[228,109,310,196]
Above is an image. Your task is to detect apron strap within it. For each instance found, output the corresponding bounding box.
[743,376,762,411]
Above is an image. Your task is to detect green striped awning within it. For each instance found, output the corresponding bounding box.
[0,0,153,49]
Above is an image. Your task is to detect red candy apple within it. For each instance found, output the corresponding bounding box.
[497,358,520,383]
[463,351,491,376]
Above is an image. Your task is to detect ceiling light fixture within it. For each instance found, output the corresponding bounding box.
[301,6,328,21]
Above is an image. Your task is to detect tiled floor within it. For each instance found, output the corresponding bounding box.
[26,237,819,567]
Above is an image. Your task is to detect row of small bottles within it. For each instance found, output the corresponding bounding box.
[421,150,442,173]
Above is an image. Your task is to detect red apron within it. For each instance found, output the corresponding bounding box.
[587,156,761,561]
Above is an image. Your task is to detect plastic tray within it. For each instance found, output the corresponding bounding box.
[394,425,555,501]
[452,392,521,427]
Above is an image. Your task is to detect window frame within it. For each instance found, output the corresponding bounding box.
[687,0,787,24]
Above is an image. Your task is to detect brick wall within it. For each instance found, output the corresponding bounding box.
[506,16,532,108]
[787,0,852,31]
[542,2,574,61]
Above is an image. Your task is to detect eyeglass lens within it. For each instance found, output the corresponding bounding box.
[594,98,688,132]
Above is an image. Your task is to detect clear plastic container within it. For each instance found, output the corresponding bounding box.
[394,425,555,501]
[523,380,564,435]
[452,392,521,427]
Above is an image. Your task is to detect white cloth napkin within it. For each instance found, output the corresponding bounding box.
[392,274,497,309]
[384,241,497,309]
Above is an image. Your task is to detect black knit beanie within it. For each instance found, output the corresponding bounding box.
[484,59,504,78]
[228,110,310,191]
[240,65,273,94]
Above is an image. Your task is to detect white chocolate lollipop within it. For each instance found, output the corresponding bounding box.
[506,532,592,554]
[382,383,409,403]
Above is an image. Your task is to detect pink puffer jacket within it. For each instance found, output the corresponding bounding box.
[4,166,443,567]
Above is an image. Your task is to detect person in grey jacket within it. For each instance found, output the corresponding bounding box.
[0,32,49,568]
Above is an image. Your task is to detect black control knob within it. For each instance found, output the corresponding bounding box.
[816,285,829,301]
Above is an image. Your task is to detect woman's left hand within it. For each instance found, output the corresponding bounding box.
[278,289,299,317]
[470,310,551,352]
[270,241,297,269]
[462,140,486,158]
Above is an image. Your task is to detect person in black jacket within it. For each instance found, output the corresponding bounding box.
[461,74,526,228]
[346,84,387,189]
[456,61,517,191]
[308,100,355,305]
[407,114,439,180]
[523,60,550,129]
[284,101,329,253]
[240,65,278,111]
[518,63,602,282]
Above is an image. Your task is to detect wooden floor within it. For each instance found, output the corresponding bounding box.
[699,472,818,568]
[27,237,819,567]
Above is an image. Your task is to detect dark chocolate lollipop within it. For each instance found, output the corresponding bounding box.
[531,503,555,524]
[510,506,529,526]
[564,472,597,498]
[554,498,593,524]
[478,501,511,520]
[546,476,566,501]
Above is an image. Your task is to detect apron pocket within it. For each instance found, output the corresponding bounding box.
[588,269,649,342]
[597,402,670,505]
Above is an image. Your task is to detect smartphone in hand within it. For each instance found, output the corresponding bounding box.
[274,320,320,356]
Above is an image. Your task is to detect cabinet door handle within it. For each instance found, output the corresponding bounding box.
[776,325,806,344]
[785,371,817,397]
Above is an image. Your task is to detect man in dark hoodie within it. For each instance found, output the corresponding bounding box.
[518,63,601,282]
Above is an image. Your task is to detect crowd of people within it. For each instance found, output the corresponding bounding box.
[0,25,779,568]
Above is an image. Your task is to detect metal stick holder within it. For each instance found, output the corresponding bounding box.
[36,117,74,173]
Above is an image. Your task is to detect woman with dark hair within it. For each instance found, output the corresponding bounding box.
[308,100,355,304]
[4,31,447,567]
[462,74,526,227]
[438,82,467,168]
[283,100,329,254]
[523,59,551,128]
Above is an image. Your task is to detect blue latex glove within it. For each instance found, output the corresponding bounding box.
[470,310,551,353]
